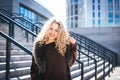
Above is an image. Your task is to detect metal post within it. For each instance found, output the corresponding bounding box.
[6,40,11,80]
[9,21,14,38]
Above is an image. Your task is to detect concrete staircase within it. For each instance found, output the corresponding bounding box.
[0,23,113,79]
[70,51,112,80]
[0,10,115,80]
[105,66,120,80]
[0,34,112,80]
[0,36,32,80]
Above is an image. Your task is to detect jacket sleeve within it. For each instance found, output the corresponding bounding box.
[69,43,77,67]
[30,56,40,80]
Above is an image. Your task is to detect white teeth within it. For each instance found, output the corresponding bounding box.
[50,35,54,37]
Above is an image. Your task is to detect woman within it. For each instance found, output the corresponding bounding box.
[30,17,77,80]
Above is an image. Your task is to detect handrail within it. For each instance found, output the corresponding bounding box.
[77,45,97,80]
[0,11,37,37]
[72,31,116,75]
[0,9,13,17]
[0,32,84,80]
[0,9,42,34]
[0,31,32,55]
[70,32,116,65]
[70,32,111,79]
[71,31,117,66]
[0,12,83,79]
[0,9,115,80]
[0,31,32,80]
[0,12,84,80]
[76,59,84,80]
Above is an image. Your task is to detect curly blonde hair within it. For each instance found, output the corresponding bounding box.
[34,17,69,56]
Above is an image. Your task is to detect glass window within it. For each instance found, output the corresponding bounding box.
[108,0,113,3]
[98,0,100,3]
[92,5,95,10]
[75,0,78,2]
[93,12,95,17]
[31,12,34,22]
[75,10,78,15]
[75,16,78,28]
[70,0,73,3]
[75,4,78,15]
[92,0,95,3]
[98,5,100,10]
[75,4,78,9]
[98,19,101,25]
[115,6,119,11]
[108,19,113,23]
[98,12,100,17]
[19,5,44,25]
[108,6,113,11]
[19,7,24,14]
[24,9,28,19]
[108,0,113,11]
[115,0,119,3]
[108,12,113,18]
[115,12,119,18]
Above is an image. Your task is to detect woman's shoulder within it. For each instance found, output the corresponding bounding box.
[35,41,44,48]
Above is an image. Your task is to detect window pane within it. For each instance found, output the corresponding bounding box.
[108,12,113,18]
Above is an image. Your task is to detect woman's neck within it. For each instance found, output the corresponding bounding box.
[46,39,55,44]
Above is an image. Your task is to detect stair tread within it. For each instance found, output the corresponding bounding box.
[0,67,30,73]
[0,60,31,64]
[10,74,30,80]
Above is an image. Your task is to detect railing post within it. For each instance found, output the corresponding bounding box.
[9,21,14,38]
[6,40,11,80]
[95,60,97,80]
[6,21,14,79]
[81,62,84,80]
[31,25,34,42]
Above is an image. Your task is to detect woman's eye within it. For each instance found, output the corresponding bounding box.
[55,29,58,32]
[49,27,53,30]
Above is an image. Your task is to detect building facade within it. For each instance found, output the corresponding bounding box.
[0,0,53,28]
[66,0,120,28]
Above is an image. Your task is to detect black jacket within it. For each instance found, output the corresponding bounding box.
[30,41,77,80]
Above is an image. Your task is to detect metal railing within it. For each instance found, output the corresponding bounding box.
[0,9,42,38]
[0,31,32,80]
[70,31,117,79]
[0,9,117,80]
[0,9,83,80]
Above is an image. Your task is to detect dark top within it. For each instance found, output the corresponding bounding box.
[43,42,68,80]
[30,41,77,80]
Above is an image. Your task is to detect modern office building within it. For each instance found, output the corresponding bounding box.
[66,0,120,64]
[0,0,53,28]
[66,0,120,28]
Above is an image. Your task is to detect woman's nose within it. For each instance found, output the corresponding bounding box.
[51,30,55,34]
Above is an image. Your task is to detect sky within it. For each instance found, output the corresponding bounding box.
[35,0,66,25]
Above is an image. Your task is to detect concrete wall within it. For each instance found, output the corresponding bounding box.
[69,27,120,65]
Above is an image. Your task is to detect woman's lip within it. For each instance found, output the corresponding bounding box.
[49,34,55,37]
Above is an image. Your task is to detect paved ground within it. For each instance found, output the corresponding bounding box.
[105,66,120,80]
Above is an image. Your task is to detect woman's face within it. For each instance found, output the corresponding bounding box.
[47,22,59,42]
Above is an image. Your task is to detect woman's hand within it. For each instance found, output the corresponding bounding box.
[68,36,76,44]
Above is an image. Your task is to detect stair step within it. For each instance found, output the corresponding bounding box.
[71,60,109,79]
[0,55,31,62]
[0,49,31,55]
[72,76,81,80]
[10,74,30,80]
[0,60,31,70]
[0,67,30,79]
